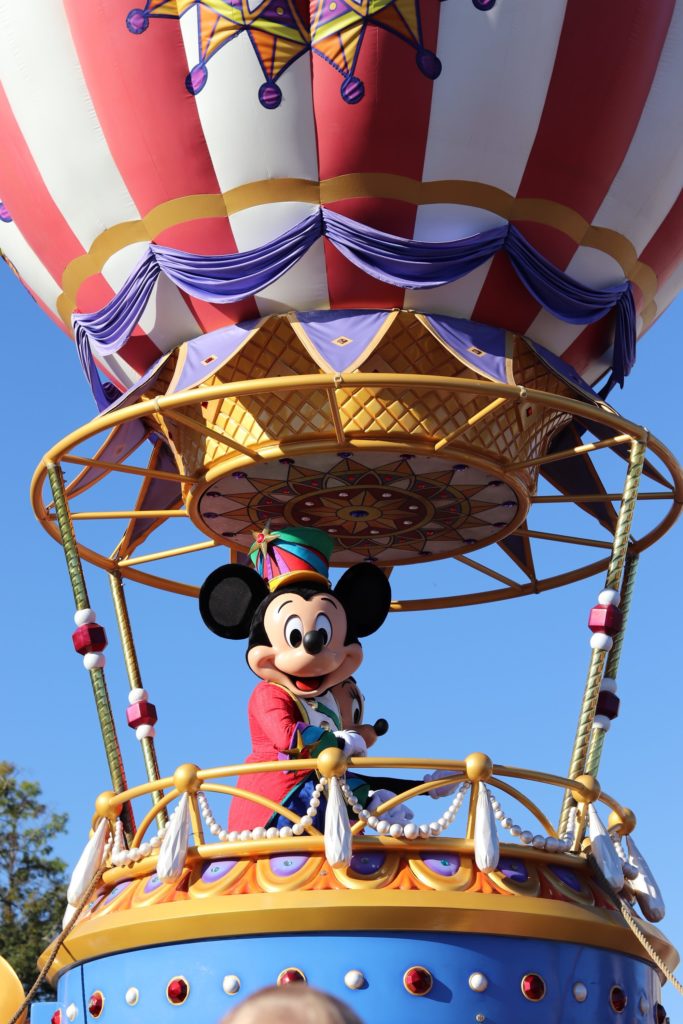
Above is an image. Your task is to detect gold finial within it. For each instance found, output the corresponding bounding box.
[465,752,493,782]
[571,774,601,804]
[607,806,636,835]
[173,763,202,794]
[95,790,123,821]
[317,747,349,779]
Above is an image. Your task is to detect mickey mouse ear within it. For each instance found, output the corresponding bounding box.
[334,563,392,638]
[199,564,269,639]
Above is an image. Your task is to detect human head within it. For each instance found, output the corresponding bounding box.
[220,985,364,1024]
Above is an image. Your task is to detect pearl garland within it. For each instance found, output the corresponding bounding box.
[487,789,575,853]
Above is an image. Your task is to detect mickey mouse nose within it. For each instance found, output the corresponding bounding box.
[303,629,325,655]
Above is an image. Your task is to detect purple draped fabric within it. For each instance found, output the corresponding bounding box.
[73,208,637,408]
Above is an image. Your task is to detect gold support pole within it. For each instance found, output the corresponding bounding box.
[45,462,134,840]
[558,438,647,835]
[584,553,640,777]
[109,571,167,828]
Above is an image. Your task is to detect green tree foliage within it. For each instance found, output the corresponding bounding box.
[0,762,68,1000]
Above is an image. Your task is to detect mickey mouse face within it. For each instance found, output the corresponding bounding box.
[248,590,362,699]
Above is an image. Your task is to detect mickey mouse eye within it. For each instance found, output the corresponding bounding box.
[284,615,304,648]
[314,613,332,645]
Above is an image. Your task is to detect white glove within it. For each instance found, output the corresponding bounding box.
[367,789,415,825]
[334,730,368,757]
[423,769,460,799]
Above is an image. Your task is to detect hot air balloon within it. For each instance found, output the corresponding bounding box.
[1,2,682,1022]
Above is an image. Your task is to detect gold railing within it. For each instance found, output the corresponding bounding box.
[91,751,633,880]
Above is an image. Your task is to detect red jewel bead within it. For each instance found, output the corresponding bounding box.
[51,1011,62,1024]
[72,623,108,655]
[588,604,623,637]
[654,1003,668,1023]
[596,690,621,720]
[167,977,189,1004]
[277,968,306,986]
[403,966,433,995]
[521,974,546,1001]
[125,700,158,729]
[88,991,104,1018]
[609,986,627,1013]
[256,533,265,543]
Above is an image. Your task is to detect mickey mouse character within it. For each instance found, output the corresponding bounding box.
[199,525,392,832]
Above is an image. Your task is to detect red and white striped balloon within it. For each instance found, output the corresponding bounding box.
[0,0,681,393]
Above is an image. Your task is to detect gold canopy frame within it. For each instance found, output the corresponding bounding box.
[31,374,682,611]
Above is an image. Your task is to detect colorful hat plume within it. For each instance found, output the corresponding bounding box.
[248,523,335,591]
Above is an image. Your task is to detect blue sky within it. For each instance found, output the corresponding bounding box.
[0,267,681,976]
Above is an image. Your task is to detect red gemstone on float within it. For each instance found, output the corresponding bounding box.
[610,987,627,1012]
[125,700,158,728]
[167,978,189,1003]
[404,967,432,994]
[88,991,103,1018]
[521,974,545,1001]
[278,969,305,985]
[51,1011,62,1024]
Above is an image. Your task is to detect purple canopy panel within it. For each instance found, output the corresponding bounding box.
[168,318,264,393]
[526,340,598,398]
[64,420,148,499]
[116,442,183,558]
[498,530,537,583]
[540,424,617,534]
[289,310,393,371]
[422,315,508,382]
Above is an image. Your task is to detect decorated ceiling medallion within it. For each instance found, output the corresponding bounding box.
[194,451,522,565]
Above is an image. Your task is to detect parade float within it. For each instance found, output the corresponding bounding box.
[0,1,682,1021]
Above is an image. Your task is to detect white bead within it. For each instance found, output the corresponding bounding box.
[139,842,151,857]
[545,837,561,854]
[239,830,252,842]
[252,827,267,841]
[598,589,620,607]
[600,675,618,694]
[572,982,588,1003]
[135,724,155,740]
[300,815,313,828]
[376,820,390,835]
[532,835,546,849]
[520,831,533,844]
[125,988,139,1006]
[590,632,613,651]
[367,816,379,829]
[389,823,403,838]
[279,826,294,839]
[468,972,488,993]
[222,975,240,996]
[419,824,431,837]
[509,825,521,837]
[352,803,363,815]
[83,652,105,670]
[209,823,221,836]
[150,835,161,848]
[129,847,142,862]
[218,830,228,842]
[292,823,305,836]
[266,827,279,840]
[229,831,240,842]
[437,817,447,829]
[309,796,320,809]
[593,715,611,732]
[429,822,441,835]
[74,608,96,626]
[403,823,419,840]
[111,851,125,867]
[490,799,501,811]
[344,970,365,991]
[494,809,504,820]
[128,687,148,703]
[501,817,513,829]
[358,810,370,821]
